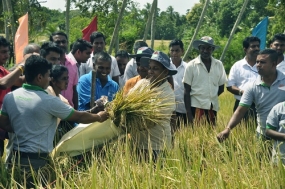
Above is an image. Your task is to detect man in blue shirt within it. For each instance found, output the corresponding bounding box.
[77,51,119,111]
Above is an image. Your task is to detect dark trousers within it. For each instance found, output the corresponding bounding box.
[176,112,187,126]
[9,151,51,188]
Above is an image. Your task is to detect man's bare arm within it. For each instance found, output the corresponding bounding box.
[0,66,24,89]
[266,129,285,141]
[217,106,249,142]
[218,85,224,96]
[0,115,13,132]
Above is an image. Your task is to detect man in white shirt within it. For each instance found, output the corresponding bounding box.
[183,36,227,125]
[123,40,148,82]
[227,36,260,122]
[79,32,120,84]
[115,50,129,88]
[169,39,187,128]
[270,33,285,74]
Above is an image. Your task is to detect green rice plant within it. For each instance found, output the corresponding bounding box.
[3,91,285,188]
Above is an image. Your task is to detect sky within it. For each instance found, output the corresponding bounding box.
[41,0,200,15]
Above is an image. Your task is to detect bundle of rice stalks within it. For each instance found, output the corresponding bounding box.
[106,80,175,133]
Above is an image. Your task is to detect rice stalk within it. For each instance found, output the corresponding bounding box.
[106,80,175,133]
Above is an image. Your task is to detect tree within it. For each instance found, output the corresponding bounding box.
[108,0,128,54]
[150,0,157,48]
[65,0,71,39]
[142,0,156,42]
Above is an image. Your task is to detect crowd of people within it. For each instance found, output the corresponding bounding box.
[1,31,285,187]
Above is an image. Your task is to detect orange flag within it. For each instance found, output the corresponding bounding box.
[15,13,28,64]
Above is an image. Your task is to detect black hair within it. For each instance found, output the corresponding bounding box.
[243,36,261,49]
[90,31,106,44]
[24,55,52,83]
[0,36,10,48]
[23,43,40,55]
[71,39,92,54]
[40,42,63,58]
[169,39,184,50]
[94,51,112,64]
[258,49,278,63]
[133,41,148,54]
[49,31,68,42]
[115,50,129,59]
[50,65,68,85]
[270,33,285,44]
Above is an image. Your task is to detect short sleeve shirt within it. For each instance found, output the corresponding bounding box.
[266,102,285,164]
[240,70,285,135]
[182,55,227,111]
[276,55,285,74]
[227,58,258,100]
[123,58,138,82]
[61,56,78,107]
[171,60,187,113]
[0,84,74,153]
[0,66,10,108]
[77,71,119,111]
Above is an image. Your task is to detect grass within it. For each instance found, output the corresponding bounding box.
[1,90,285,188]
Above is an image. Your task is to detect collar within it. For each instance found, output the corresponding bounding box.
[22,84,48,94]
[61,55,73,66]
[241,57,256,68]
[195,55,216,64]
[67,52,78,65]
[255,70,285,86]
[88,71,112,83]
[171,60,187,68]
[96,75,112,87]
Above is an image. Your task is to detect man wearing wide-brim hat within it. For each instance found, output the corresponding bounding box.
[182,36,227,125]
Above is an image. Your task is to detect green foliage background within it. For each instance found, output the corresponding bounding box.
[0,0,284,72]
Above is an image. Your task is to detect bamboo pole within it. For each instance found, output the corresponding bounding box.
[183,0,210,61]
[150,0,157,49]
[142,0,156,42]
[108,0,128,54]
[220,0,250,62]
